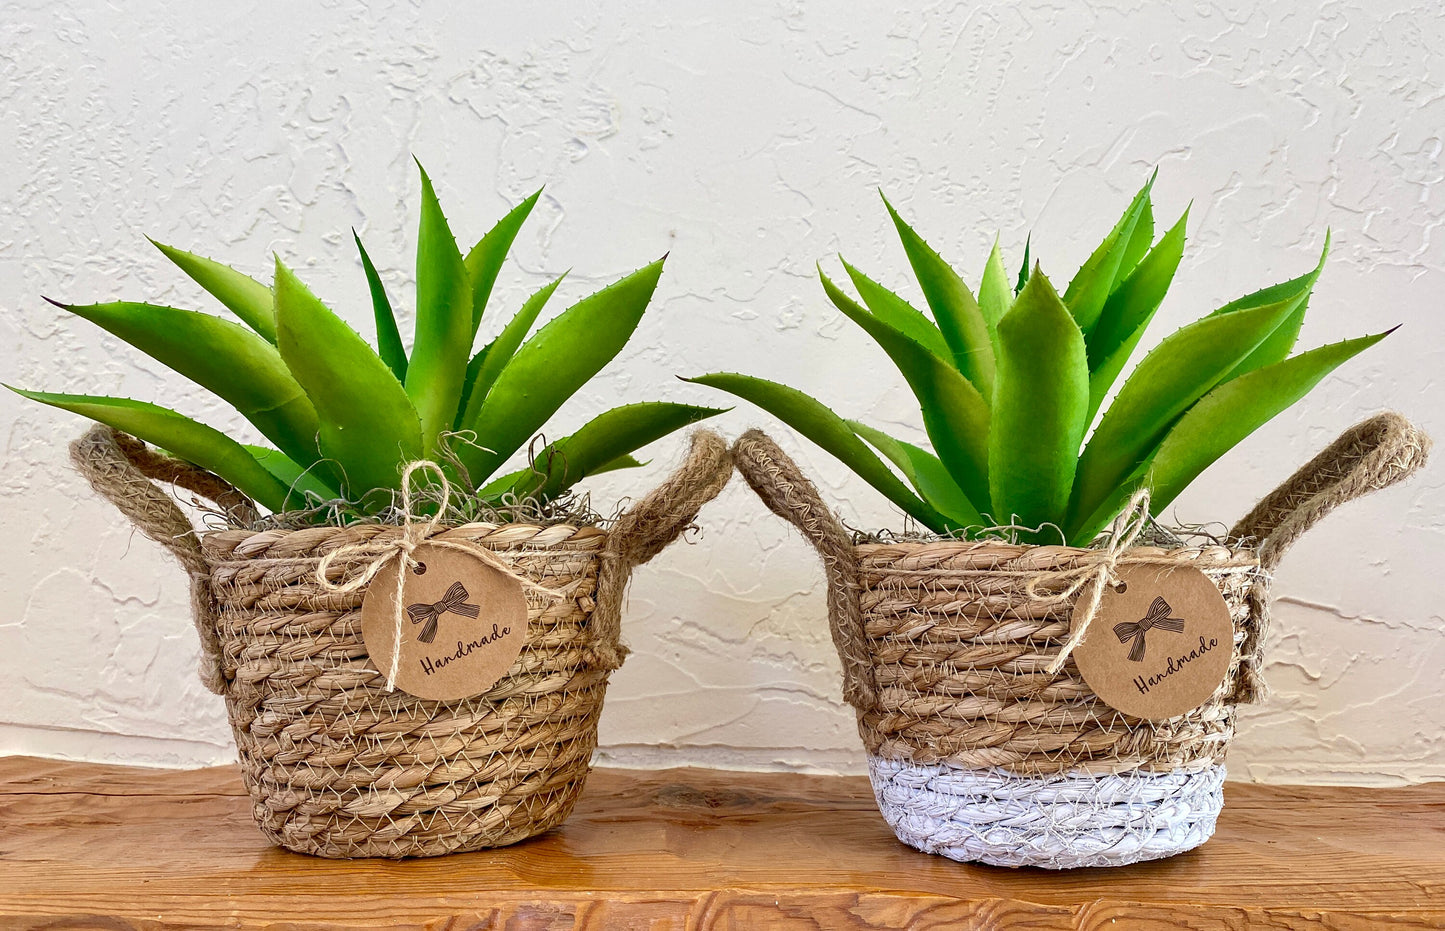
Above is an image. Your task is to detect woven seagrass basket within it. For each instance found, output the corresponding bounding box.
[70,425,732,858]
[734,413,1429,869]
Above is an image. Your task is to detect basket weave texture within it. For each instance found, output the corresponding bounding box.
[70,426,732,858]
[205,522,608,856]
[854,540,1259,776]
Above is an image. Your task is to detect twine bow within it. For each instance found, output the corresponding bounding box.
[1113,596,1185,662]
[407,581,479,644]
[1029,488,1153,675]
[316,461,557,692]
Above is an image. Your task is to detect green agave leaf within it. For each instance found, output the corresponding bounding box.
[977,236,1013,331]
[456,260,664,487]
[1233,292,1312,381]
[477,464,535,498]
[1066,459,1152,548]
[880,193,996,397]
[1117,194,1155,283]
[1015,233,1032,295]
[1068,296,1303,536]
[1065,329,1391,545]
[988,268,1089,538]
[353,231,407,382]
[847,420,983,527]
[51,299,324,472]
[592,453,647,475]
[406,162,473,456]
[244,444,343,508]
[819,267,992,507]
[686,372,953,532]
[1211,233,1330,317]
[149,240,276,342]
[478,452,651,500]
[1084,207,1190,421]
[457,343,490,430]
[1146,330,1393,517]
[479,453,651,501]
[1210,233,1330,382]
[10,389,289,512]
[455,273,568,431]
[1087,206,1189,369]
[1063,173,1154,333]
[464,189,542,337]
[838,258,952,362]
[273,259,423,499]
[508,402,727,502]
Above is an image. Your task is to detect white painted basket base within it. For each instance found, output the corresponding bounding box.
[868,755,1225,869]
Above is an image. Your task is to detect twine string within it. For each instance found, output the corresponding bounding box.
[1028,488,1153,675]
[316,461,557,692]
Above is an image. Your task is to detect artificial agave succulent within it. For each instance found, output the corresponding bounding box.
[13,163,723,517]
[692,174,1392,545]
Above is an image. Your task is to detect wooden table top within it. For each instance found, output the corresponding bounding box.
[1,755,1442,929]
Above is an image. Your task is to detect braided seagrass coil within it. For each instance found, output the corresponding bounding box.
[203,521,608,857]
[734,412,1429,868]
[70,426,732,858]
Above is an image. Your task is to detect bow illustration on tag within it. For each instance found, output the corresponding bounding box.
[406,580,481,644]
[1112,596,1185,662]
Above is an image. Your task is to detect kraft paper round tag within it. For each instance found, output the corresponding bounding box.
[359,542,528,702]
[1070,564,1234,720]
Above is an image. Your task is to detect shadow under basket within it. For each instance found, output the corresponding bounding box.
[733,413,1429,869]
[69,426,732,859]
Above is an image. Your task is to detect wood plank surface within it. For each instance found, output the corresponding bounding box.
[1,755,1442,929]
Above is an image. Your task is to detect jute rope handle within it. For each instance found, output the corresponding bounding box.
[70,425,233,694]
[591,429,733,671]
[1228,411,1430,569]
[732,429,878,710]
[1227,410,1430,702]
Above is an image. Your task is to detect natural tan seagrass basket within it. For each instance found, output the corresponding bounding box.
[70,425,732,858]
[733,413,1429,869]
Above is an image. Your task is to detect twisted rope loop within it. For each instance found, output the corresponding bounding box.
[590,430,734,671]
[315,460,558,692]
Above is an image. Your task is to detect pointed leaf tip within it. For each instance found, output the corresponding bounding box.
[879,196,996,395]
[687,371,958,532]
[408,164,472,454]
[152,240,278,342]
[455,260,667,485]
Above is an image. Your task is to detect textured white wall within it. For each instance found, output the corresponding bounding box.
[1,0,1441,784]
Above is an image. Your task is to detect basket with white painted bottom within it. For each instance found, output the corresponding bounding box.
[733,414,1427,869]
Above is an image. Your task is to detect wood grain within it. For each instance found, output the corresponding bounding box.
[1,756,1442,929]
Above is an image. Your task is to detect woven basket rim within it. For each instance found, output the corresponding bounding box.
[197,520,615,568]
[853,537,1260,567]
[201,518,612,545]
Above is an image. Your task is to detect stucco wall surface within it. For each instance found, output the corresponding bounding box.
[1,0,1441,784]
